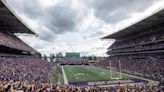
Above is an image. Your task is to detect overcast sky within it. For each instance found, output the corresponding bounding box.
[6,0,164,56]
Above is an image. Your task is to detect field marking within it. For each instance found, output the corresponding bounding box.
[61,66,69,85]
[118,72,158,82]
[63,66,159,85]
[93,66,158,82]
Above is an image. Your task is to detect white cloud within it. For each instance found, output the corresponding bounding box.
[5,0,164,56]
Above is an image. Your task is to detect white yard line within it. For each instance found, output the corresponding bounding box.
[61,66,69,85]
[119,72,160,85]
[93,66,159,84]
[120,72,151,81]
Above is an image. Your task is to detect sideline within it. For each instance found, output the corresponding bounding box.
[61,66,69,85]
[93,66,159,84]
[118,72,159,85]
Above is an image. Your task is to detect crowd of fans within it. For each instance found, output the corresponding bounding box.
[108,42,164,54]
[110,31,164,50]
[0,55,163,92]
[105,29,164,86]
[0,55,54,83]
[0,80,163,92]
[0,31,37,52]
[58,58,89,65]
[97,55,164,83]
[0,28,163,91]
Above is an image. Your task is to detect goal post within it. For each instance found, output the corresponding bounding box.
[110,59,122,80]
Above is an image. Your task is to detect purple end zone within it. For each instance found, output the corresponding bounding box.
[69,78,148,86]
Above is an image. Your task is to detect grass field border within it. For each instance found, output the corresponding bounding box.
[61,66,69,84]
[63,65,134,82]
[62,65,159,84]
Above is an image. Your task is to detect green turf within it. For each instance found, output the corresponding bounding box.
[64,66,132,82]
[49,67,57,83]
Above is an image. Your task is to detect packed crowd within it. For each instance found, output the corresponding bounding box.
[0,55,54,83]
[0,31,37,52]
[105,29,164,84]
[58,58,89,65]
[110,31,164,50]
[108,42,164,54]
[97,55,164,83]
[0,80,163,92]
[1,55,163,92]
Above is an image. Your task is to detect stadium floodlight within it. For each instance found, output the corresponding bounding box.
[110,60,122,80]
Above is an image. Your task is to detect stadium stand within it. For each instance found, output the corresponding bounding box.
[0,54,54,83]
[101,7,164,88]
[0,31,37,53]
[96,55,164,82]
[0,0,54,85]
[0,0,163,91]
[0,82,163,92]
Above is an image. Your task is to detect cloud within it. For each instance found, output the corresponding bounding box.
[6,0,163,56]
[7,0,86,38]
[7,0,43,19]
[42,4,82,34]
[84,0,157,23]
[37,27,56,42]
[84,31,104,39]
[22,0,43,19]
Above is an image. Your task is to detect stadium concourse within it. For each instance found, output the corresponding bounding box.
[0,0,164,92]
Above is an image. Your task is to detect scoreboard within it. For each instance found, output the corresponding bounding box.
[65,52,80,58]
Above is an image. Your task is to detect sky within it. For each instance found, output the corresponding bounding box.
[5,0,164,56]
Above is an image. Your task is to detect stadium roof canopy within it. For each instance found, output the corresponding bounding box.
[0,0,35,34]
[103,8,164,39]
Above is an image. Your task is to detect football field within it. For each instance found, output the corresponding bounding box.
[63,65,133,83]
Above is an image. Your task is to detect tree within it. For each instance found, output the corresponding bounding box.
[50,53,55,62]
[56,53,63,58]
[43,54,48,61]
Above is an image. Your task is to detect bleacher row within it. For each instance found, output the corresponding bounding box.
[108,42,164,54]
[0,55,54,83]
[0,81,162,92]
[0,31,37,53]
[110,30,164,50]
